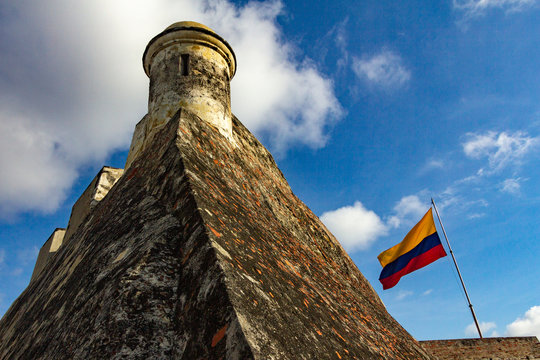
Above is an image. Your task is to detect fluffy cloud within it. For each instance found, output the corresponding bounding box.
[320,201,387,252]
[462,131,538,173]
[320,195,432,252]
[465,321,497,337]
[0,0,342,217]
[387,195,429,228]
[506,305,540,338]
[352,50,411,88]
[453,0,536,17]
[0,113,78,216]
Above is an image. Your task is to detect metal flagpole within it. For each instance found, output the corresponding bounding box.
[431,198,483,339]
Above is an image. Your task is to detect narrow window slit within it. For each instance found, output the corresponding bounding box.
[180,54,190,76]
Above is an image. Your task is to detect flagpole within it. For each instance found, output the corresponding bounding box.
[431,198,483,339]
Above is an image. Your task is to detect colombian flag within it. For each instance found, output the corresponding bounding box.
[378,208,447,290]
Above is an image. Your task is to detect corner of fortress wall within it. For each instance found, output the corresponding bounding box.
[30,166,124,283]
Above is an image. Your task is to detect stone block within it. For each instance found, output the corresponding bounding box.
[30,228,66,282]
[64,166,124,242]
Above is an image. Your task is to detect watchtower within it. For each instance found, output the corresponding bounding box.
[126,21,237,168]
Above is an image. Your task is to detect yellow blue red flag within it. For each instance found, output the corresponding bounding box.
[378,208,447,290]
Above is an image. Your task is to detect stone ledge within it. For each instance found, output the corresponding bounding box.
[420,336,540,359]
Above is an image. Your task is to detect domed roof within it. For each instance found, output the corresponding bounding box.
[143,21,236,78]
[164,21,215,33]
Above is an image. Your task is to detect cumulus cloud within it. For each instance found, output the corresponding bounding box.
[462,131,538,173]
[0,0,342,217]
[320,201,387,252]
[453,0,536,17]
[465,321,497,337]
[320,195,433,252]
[352,50,411,88]
[506,305,540,338]
[387,195,429,228]
[0,113,77,216]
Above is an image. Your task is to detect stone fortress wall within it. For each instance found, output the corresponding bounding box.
[421,337,540,359]
[30,166,124,282]
[21,21,539,360]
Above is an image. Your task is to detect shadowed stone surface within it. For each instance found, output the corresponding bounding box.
[0,108,434,359]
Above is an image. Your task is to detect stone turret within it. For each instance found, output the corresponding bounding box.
[126,21,237,168]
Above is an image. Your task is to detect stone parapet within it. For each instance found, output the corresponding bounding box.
[420,336,540,359]
[30,228,66,282]
[64,166,124,243]
[28,166,123,285]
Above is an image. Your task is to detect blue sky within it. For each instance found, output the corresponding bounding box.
[1,0,539,341]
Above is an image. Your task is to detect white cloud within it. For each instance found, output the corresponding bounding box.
[352,50,411,88]
[453,0,536,17]
[465,321,497,337]
[0,114,77,216]
[438,180,489,214]
[506,305,540,338]
[387,195,429,228]
[468,212,486,219]
[316,18,350,71]
[462,131,538,172]
[0,249,5,267]
[425,159,445,170]
[396,290,413,300]
[320,201,387,252]
[422,289,433,296]
[500,178,521,194]
[0,0,342,217]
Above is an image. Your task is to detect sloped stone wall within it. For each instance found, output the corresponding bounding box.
[0,109,435,359]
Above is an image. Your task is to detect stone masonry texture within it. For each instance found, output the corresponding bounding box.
[0,108,435,359]
[421,337,540,359]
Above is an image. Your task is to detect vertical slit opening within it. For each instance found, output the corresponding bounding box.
[180,54,190,76]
